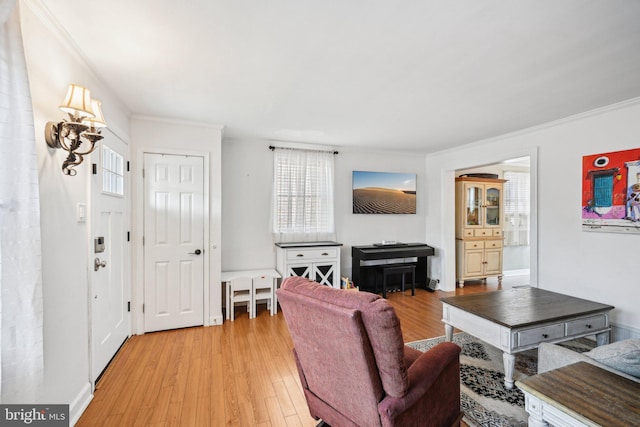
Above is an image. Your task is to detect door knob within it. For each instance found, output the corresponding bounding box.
[94,258,107,271]
[189,249,202,255]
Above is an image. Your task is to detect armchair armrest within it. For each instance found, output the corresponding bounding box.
[378,342,461,419]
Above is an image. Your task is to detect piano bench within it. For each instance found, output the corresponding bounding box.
[376,264,416,298]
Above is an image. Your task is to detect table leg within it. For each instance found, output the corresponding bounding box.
[352,256,361,287]
[444,323,454,342]
[526,412,547,427]
[225,281,231,321]
[596,330,610,346]
[503,352,515,390]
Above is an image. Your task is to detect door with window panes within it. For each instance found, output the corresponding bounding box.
[91,134,131,382]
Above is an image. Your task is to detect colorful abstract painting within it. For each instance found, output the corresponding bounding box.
[582,148,640,233]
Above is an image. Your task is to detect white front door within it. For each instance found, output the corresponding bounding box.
[91,133,131,382]
[143,153,205,332]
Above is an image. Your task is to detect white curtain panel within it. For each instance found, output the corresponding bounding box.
[272,148,336,243]
[0,0,45,403]
[503,171,530,246]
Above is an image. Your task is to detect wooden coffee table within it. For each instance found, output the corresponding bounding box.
[517,361,640,427]
[440,287,614,389]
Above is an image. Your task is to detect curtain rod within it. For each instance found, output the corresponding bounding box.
[268,145,338,155]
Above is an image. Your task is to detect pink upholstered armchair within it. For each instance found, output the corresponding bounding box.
[277,276,462,427]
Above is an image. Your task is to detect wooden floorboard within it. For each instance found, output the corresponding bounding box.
[77,278,513,426]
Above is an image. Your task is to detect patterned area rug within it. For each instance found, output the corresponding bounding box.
[406,333,594,427]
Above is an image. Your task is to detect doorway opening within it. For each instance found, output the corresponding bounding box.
[455,156,531,286]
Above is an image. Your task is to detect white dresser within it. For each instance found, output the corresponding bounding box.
[275,242,342,288]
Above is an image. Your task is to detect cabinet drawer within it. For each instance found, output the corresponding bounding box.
[286,248,337,260]
[492,229,503,237]
[517,323,564,347]
[464,241,484,250]
[485,240,503,249]
[566,315,607,336]
[474,229,491,237]
[462,229,474,237]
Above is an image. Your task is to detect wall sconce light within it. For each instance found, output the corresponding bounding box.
[45,84,108,176]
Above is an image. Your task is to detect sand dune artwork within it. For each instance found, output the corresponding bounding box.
[353,171,416,214]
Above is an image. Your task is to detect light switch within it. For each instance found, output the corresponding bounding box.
[77,203,87,222]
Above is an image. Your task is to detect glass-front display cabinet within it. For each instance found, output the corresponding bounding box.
[455,176,507,288]
[457,179,505,236]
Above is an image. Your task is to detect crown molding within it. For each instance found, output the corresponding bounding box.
[130,114,225,132]
[433,96,640,157]
[21,0,100,81]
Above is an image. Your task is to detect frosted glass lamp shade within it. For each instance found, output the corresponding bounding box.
[58,84,95,119]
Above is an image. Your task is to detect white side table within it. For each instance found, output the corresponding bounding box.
[222,269,281,321]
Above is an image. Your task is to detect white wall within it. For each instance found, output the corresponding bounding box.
[335,149,428,278]
[425,99,640,334]
[20,0,131,421]
[222,140,427,282]
[130,118,223,328]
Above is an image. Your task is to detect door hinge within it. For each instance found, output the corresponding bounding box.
[142,236,145,246]
[92,163,97,175]
[142,168,145,178]
[127,301,131,312]
[127,231,130,242]
[126,161,130,172]
[142,303,145,313]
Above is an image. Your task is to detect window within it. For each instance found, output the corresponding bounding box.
[503,171,529,246]
[102,144,124,196]
[272,148,335,241]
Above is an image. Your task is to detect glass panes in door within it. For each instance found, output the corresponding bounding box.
[466,186,482,225]
[485,187,501,226]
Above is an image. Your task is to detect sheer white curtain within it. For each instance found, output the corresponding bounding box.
[272,148,336,242]
[0,0,44,403]
[503,171,530,246]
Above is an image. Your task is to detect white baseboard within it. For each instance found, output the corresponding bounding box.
[503,269,530,277]
[209,314,224,326]
[69,382,93,426]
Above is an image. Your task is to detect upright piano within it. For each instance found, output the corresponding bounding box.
[351,243,435,292]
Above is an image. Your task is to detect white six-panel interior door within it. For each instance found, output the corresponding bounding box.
[143,153,205,332]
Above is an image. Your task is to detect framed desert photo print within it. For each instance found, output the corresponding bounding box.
[352,171,416,214]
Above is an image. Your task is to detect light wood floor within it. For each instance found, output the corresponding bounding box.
[77,278,515,427]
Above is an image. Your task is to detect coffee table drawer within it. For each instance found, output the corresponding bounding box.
[517,323,564,347]
[566,314,607,336]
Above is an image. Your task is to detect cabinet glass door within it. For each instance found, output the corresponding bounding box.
[485,186,501,226]
[465,185,482,226]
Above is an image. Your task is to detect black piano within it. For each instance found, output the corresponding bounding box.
[351,243,435,293]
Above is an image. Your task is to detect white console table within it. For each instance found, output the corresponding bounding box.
[275,241,342,288]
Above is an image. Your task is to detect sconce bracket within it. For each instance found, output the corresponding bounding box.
[45,121,62,148]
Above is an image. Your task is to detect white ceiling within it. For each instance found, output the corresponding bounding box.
[38,0,640,153]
